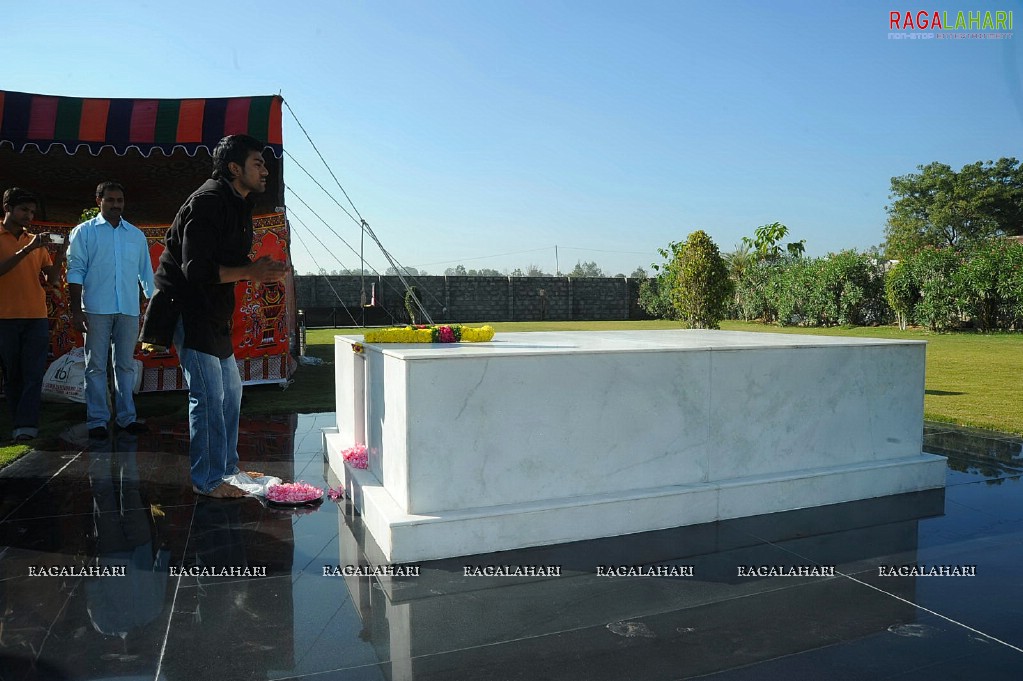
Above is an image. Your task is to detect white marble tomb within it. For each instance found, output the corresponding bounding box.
[323,330,946,562]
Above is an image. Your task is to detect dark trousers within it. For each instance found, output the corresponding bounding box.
[0,318,49,437]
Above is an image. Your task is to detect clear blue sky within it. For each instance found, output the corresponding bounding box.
[4,1,1022,276]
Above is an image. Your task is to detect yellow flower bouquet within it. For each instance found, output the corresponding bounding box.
[364,324,495,344]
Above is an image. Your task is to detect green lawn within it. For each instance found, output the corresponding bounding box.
[3,320,1018,466]
[0,444,30,467]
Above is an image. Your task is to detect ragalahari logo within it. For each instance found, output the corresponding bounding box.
[888,9,1013,40]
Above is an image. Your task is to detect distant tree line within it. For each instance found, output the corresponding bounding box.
[307,262,650,278]
[442,261,648,278]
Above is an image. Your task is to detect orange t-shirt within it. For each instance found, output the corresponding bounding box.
[0,227,53,319]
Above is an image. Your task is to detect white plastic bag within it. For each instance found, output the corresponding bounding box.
[41,349,143,402]
[223,471,283,497]
[42,347,87,403]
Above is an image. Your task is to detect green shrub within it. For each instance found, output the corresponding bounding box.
[638,241,682,320]
[774,258,816,326]
[996,243,1023,329]
[667,231,733,329]
[731,260,779,322]
[637,277,676,320]
[910,247,963,331]
[660,237,1020,331]
[884,241,1023,332]
[819,251,889,326]
[885,260,918,330]
[768,252,890,328]
[954,240,1007,331]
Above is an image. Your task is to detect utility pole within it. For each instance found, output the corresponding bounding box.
[555,245,560,276]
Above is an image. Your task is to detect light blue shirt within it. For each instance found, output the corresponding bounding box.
[67,213,155,315]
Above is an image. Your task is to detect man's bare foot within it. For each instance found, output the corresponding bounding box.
[193,482,245,499]
[244,471,265,479]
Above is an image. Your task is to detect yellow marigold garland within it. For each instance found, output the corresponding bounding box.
[459,325,496,342]
[364,324,495,344]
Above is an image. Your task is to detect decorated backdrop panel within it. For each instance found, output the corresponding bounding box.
[39,212,295,392]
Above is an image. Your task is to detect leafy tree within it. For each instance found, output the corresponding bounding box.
[666,230,733,329]
[318,267,372,276]
[526,264,547,277]
[741,222,805,261]
[883,158,1023,259]
[510,268,525,277]
[569,261,604,277]
[984,157,1023,236]
[786,241,807,258]
[444,265,468,276]
[387,266,423,276]
[629,266,649,279]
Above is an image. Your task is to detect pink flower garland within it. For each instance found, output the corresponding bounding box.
[266,481,324,503]
[342,443,368,469]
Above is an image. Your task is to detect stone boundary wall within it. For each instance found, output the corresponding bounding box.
[293,275,653,325]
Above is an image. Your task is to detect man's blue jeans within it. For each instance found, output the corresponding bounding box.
[173,320,242,494]
[84,313,140,429]
[0,318,49,439]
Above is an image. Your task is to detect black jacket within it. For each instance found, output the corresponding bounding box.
[145,178,255,358]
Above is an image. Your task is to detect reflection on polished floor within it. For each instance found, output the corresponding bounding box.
[0,414,1021,680]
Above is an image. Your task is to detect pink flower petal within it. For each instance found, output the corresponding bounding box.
[266,481,324,503]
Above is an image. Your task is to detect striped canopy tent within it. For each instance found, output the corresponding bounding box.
[0,91,284,222]
[0,90,295,390]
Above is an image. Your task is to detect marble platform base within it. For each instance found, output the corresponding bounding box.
[324,330,946,563]
[325,428,944,562]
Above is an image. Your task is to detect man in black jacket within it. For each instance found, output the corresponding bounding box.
[151,135,288,498]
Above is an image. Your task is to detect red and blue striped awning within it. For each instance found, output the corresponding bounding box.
[0,91,283,157]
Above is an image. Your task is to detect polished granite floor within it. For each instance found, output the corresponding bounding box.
[0,414,1021,680]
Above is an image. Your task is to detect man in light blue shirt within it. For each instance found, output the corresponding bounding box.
[67,181,155,439]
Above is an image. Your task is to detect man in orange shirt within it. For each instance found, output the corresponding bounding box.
[0,188,64,442]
